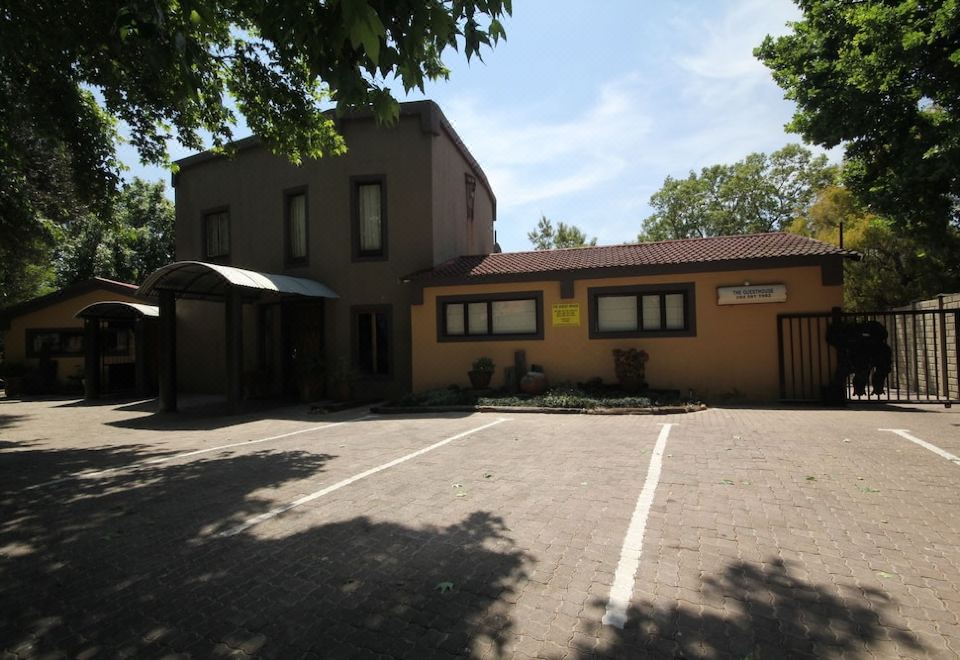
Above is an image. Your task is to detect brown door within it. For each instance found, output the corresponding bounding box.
[282,301,325,399]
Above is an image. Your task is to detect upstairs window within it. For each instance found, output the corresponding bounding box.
[589,284,696,338]
[285,190,308,265]
[204,209,230,259]
[352,176,387,259]
[439,293,544,341]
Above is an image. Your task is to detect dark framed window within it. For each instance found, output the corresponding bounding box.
[352,305,391,377]
[285,188,308,266]
[437,291,544,342]
[351,175,387,260]
[25,328,84,357]
[203,207,230,260]
[465,173,477,221]
[588,283,696,338]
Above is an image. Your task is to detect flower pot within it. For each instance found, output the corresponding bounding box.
[519,371,548,395]
[468,370,493,389]
[3,376,23,397]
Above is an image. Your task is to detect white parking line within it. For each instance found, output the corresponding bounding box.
[25,414,374,491]
[602,423,674,629]
[879,428,960,465]
[217,417,511,538]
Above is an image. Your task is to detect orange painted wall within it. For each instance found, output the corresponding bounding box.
[410,265,842,402]
[5,289,142,383]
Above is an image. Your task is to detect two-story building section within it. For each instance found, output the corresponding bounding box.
[161,100,496,404]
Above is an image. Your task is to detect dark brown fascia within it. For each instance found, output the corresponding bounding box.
[406,254,848,305]
[0,278,143,330]
[170,101,497,220]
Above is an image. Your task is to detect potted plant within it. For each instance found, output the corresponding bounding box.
[520,364,548,395]
[0,362,26,397]
[330,357,358,402]
[468,357,495,389]
[612,348,649,393]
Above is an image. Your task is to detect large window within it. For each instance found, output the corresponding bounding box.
[204,208,230,259]
[26,328,84,357]
[352,176,387,259]
[589,284,696,338]
[285,190,308,265]
[438,292,544,341]
[353,306,391,376]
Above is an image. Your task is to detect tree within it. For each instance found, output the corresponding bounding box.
[639,145,836,241]
[0,0,510,304]
[755,1,960,247]
[787,186,957,310]
[527,216,597,250]
[55,179,175,287]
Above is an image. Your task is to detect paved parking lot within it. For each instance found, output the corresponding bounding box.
[0,397,958,659]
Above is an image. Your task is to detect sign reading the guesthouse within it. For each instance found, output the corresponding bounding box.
[552,303,581,326]
[717,284,787,305]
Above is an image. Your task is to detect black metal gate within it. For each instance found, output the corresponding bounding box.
[99,320,137,396]
[778,308,960,405]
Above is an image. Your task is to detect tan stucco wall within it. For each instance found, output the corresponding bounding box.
[173,111,491,400]
[5,289,142,383]
[411,265,843,402]
[431,128,495,263]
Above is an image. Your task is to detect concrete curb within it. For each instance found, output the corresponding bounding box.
[369,403,707,416]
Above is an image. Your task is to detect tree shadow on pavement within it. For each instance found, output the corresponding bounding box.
[583,558,924,659]
[0,443,529,658]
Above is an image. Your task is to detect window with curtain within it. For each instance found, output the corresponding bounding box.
[204,209,230,258]
[356,181,383,256]
[590,285,695,337]
[439,294,542,340]
[286,192,307,263]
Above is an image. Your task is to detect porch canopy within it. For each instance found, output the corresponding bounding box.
[137,261,338,413]
[75,301,160,320]
[137,261,338,301]
[73,301,160,400]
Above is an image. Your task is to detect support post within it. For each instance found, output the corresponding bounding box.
[225,287,244,414]
[159,290,177,412]
[83,318,101,400]
[134,319,147,396]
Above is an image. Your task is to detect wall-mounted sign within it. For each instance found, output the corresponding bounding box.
[717,284,787,305]
[552,303,581,326]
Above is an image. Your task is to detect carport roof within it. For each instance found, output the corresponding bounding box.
[138,261,339,301]
[75,301,160,320]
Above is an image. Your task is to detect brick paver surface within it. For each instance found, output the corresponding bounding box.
[0,397,957,659]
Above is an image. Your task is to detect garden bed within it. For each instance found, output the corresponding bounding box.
[373,384,705,415]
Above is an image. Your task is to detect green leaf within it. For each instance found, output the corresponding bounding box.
[189,9,202,24]
[435,581,455,593]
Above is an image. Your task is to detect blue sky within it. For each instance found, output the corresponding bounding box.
[121,0,818,252]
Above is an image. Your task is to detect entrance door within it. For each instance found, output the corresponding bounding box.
[282,301,325,399]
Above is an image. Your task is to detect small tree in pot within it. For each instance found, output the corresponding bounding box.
[612,348,649,393]
[468,357,495,389]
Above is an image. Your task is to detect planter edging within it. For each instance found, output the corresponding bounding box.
[370,403,706,415]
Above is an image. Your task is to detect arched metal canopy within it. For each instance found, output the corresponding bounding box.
[75,301,160,320]
[137,261,339,301]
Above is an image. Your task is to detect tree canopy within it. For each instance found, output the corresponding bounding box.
[755,0,960,245]
[639,144,836,241]
[0,0,510,306]
[527,216,597,250]
[788,186,954,310]
[55,179,175,288]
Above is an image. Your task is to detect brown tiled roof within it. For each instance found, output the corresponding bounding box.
[409,232,858,282]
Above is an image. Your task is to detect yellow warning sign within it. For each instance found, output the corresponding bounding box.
[552,303,581,327]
